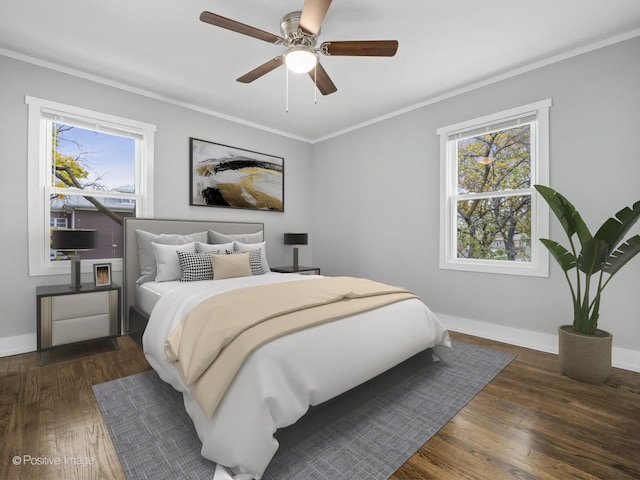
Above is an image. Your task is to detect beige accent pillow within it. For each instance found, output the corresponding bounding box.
[212,252,252,280]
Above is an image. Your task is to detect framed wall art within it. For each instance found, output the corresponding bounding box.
[190,137,284,212]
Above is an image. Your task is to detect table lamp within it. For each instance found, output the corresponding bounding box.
[51,229,98,289]
[283,233,308,270]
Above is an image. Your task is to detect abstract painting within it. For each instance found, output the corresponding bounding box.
[190,138,284,211]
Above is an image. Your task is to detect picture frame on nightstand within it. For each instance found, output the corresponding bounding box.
[94,263,112,287]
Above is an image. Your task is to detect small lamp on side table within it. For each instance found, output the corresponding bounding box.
[283,233,308,270]
[51,229,98,289]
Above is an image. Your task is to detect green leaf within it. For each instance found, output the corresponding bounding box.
[604,235,640,277]
[534,185,592,247]
[577,238,609,274]
[594,200,640,255]
[540,238,576,271]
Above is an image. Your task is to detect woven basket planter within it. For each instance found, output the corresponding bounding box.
[558,325,612,384]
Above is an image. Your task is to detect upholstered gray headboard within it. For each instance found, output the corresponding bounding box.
[123,217,264,332]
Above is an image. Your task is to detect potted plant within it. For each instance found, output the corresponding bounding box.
[535,185,640,383]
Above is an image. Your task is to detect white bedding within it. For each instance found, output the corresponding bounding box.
[136,280,182,315]
[143,273,451,479]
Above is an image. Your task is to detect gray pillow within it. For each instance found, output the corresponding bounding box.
[196,241,234,253]
[208,229,263,244]
[235,241,271,272]
[135,229,207,284]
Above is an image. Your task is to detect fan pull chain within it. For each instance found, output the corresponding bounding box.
[285,67,289,113]
[314,64,317,105]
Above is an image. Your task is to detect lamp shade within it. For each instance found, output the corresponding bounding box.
[51,229,98,251]
[284,233,308,245]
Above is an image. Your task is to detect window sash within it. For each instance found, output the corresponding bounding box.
[48,186,140,200]
[455,193,533,261]
[454,187,533,202]
[47,118,140,194]
[454,122,535,195]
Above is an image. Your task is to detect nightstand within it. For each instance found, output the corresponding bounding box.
[37,283,121,366]
[271,266,321,275]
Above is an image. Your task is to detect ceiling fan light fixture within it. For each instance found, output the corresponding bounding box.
[285,48,318,73]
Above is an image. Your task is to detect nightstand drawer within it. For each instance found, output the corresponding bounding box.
[51,290,110,320]
[52,314,111,346]
[37,284,121,358]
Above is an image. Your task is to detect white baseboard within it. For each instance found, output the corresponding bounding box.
[0,333,37,358]
[436,313,640,374]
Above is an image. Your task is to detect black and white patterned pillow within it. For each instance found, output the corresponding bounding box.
[177,251,214,282]
[225,249,265,276]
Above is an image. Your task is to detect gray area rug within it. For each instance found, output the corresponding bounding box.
[93,340,514,479]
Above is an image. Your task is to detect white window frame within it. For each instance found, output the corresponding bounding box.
[436,98,551,277]
[26,96,156,277]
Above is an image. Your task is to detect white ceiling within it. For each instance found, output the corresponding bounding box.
[1,1,639,142]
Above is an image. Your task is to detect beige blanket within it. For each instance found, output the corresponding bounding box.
[164,276,416,418]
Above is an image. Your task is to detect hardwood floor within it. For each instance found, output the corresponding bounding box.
[0,336,149,480]
[392,333,640,480]
[0,332,638,479]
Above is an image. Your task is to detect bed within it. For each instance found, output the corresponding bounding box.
[123,218,451,480]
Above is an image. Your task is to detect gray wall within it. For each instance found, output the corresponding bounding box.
[311,37,640,354]
[1,37,638,362]
[0,55,313,343]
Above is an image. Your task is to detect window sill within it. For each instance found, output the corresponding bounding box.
[30,259,123,277]
[440,259,548,277]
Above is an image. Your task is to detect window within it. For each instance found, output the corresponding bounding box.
[436,99,551,276]
[26,97,155,276]
[50,217,68,229]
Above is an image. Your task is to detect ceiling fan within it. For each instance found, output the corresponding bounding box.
[199,0,398,95]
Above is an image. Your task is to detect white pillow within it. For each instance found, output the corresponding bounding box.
[196,241,234,253]
[152,242,196,282]
[234,241,271,272]
[208,229,263,245]
[212,252,252,280]
[135,229,207,284]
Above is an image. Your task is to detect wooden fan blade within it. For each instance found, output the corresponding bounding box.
[200,11,284,44]
[299,0,332,36]
[321,40,398,57]
[308,63,337,95]
[237,56,284,83]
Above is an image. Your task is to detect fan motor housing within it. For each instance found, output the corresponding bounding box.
[280,11,318,46]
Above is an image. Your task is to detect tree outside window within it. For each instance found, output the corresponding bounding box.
[456,125,531,262]
[50,123,136,261]
[437,99,551,277]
